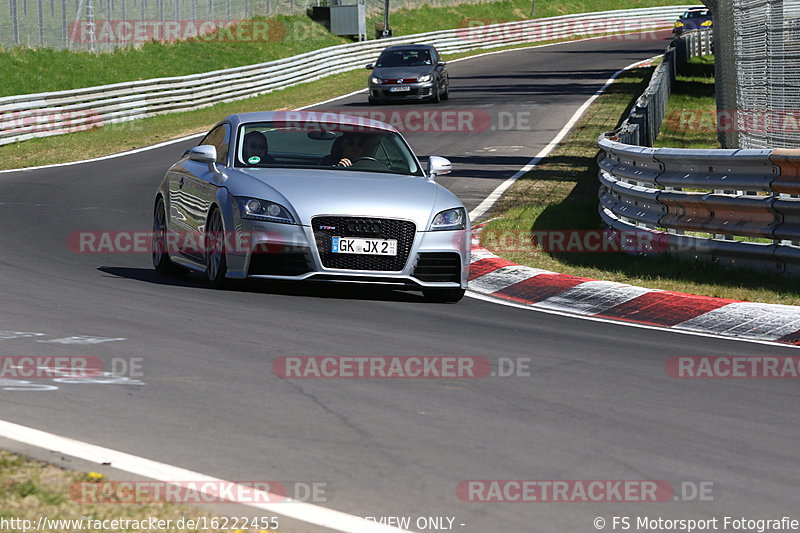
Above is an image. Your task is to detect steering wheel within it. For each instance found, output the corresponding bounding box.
[351,157,380,164]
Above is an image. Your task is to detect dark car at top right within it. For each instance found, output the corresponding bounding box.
[673,6,713,36]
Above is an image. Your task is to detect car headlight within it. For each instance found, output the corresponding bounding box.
[236,197,295,224]
[370,77,383,84]
[674,21,684,27]
[429,207,466,231]
[701,20,712,26]
[418,74,432,83]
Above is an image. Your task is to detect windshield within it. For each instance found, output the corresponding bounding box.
[375,49,433,68]
[682,9,710,18]
[234,121,423,176]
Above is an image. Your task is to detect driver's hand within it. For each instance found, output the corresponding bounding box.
[337,158,352,167]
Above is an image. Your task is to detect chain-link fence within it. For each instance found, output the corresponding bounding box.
[1,0,331,50]
[711,0,800,149]
[0,0,491,51]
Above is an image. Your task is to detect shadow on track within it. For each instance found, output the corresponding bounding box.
[98,266,429,303]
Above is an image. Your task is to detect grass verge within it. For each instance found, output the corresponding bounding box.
[0,450,266,533]
[481,63,800,305]
[0,0,687,97]
[656,55,718,148]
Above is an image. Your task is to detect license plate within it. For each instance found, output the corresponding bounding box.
[332,237,397,256]
[389,86,411,92]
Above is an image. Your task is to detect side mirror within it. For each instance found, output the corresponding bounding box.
[188,145,217,164]
[365,64,374,70]
[437,60,446,66]
[427,156,452,178]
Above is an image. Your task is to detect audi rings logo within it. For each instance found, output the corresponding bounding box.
[345,219,383,236]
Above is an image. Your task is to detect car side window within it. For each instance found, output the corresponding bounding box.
[199,124,231,165]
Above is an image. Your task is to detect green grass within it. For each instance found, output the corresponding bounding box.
[0,68,368,170]
[481,64,800,305]
[0,0,687,97]
[656,55,719,148]
[0,16,348,97]
[0,450,263,532]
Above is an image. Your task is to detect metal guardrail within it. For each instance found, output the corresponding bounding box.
[598,30,800,277]
[612,29,713,147]
[0,6,691,147]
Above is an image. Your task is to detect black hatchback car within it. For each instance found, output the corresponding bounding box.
[366,44,450,105]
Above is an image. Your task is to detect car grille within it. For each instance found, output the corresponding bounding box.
[380,88,423,97]
[312,216,416,271]
[413,253,462,283]
[385,78,419,84]
[249,246,312,276]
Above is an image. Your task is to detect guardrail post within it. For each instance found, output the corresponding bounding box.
[10,0,20,44]
[770,149,800,195]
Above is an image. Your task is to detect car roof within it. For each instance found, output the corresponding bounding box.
[220,111,399,134]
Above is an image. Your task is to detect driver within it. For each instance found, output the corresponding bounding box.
[328,132,378,167]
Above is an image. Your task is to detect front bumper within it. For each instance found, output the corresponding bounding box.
[224,219,470,289]
[369,82,436,101]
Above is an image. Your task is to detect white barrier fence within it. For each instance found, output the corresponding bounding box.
[0,6,690,147]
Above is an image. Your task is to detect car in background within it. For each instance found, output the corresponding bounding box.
[673,7,712,35]
[366,44,449,105]
[152,111,470,302]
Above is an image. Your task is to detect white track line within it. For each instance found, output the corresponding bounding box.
[0,133,206,174]
[468,54,661,220]
[0,419,415,533]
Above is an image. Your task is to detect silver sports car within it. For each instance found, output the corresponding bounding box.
[152,111,470,302]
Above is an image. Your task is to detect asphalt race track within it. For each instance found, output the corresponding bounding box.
[2,31,799,533]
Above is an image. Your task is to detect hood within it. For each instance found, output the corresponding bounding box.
[372,66,434,80]
[225,168,453,228]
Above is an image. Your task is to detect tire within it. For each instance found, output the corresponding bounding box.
[205,207,228,289]
[430,82,441,104]
[152,197,187,275]
[441,80,449,100]
[423,287,466,303]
